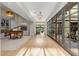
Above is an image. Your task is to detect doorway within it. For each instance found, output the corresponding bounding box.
[36,24,45,35]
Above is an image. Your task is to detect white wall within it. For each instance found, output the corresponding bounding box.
[0,4,1,38]
[0,4,1,27]
[30,22,36,36]
[12,15,31,36]
[0,4,31,36]
[11,14,24,28]
[1,2,33,23]
[24,22,30,36]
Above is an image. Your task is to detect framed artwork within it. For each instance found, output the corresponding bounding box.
[21,25,27,31]
[1,18,5,26]
[1,18,9,27]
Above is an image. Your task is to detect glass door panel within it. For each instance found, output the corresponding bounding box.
[57,14,63,44]
[64,10,71,50]
[70,4,79,55]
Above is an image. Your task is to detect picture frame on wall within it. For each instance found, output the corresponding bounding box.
[6,20,9,27]
[1,18,5,26]
[21,25,27,31]
[1,18,9,27]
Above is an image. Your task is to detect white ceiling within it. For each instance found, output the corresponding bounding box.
[1,2,68,23]
[22,2,58,22]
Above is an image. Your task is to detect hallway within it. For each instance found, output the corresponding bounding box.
[1,34,70,56]
[21,35,63,48]
[1,2,79,56]
[16,34,70,56]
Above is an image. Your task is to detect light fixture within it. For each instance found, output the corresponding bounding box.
[34,11,43,20]
[6,11,14,17]
[38,11,43,20]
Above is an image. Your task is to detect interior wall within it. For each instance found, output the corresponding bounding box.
[10,13,28,29]
[0,4,31,36]
[1,8,21,28]
[24,23,30,36]
[30,22,46,36]
[30,22,36,36]
[0,4,1,38]
[11,14,31,36]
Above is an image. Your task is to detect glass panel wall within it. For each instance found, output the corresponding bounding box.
[47,2,79,55]
[52,17,56,39]
[47,20,52,37]
[64,10,71,50]
[50,20,52,37]
[57,14,63,44]
[47,16,57,40]
[51,18,53,38]
[70,4,79,55]
[47,21,49,35]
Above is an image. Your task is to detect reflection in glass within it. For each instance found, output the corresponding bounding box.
[64,10,71,50]
[57,14,63,44]
[47,3,79,56]
[70,4,78,55]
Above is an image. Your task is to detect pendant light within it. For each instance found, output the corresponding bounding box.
[6,11,14,17]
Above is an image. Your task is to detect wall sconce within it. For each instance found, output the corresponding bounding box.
[6,11,14,17]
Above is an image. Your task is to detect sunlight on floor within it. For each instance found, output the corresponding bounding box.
[35,33,45,46]
[16,48,70,56]
[15,34,70,56]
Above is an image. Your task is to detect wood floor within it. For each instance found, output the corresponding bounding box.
[0,35,70,56]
